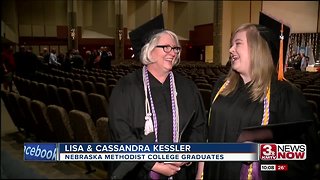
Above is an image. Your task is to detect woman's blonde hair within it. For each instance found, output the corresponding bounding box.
[140,30,181,66]
[221,23,276,102]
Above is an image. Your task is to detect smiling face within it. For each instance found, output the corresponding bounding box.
[148,33,179,74]
[229,30,252,83]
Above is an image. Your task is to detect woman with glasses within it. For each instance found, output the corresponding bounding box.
[108,15,207,180]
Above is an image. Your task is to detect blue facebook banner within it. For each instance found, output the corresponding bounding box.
[24,143,57,161]
[59,143,258,153]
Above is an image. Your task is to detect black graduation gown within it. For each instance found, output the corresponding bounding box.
[204,76,317,180]
[108,68,207,179]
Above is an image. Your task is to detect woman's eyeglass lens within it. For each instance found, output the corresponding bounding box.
[156,45,181,54]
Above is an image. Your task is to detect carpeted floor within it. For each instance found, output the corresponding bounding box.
[1,90,108,179]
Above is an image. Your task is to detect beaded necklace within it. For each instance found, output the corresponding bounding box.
[142,66,180,143]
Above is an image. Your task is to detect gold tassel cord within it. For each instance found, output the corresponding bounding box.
[247,163,253,180]
[278,24,284,81]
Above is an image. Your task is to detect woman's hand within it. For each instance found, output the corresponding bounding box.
[151,162,186,177]
[196,162,204,180]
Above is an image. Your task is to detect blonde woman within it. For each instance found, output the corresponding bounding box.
[202,23,317,180]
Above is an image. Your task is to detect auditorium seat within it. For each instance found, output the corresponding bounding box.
[208,77,219,84]
[57,76,66,88]
[307,100,319,124]
[65,78,75,90]
[30,81,39,100]
[96,77,107,84]
[37,82,49,104]
[307,100,318,114]
[20,78,31,98]
[13,75,22,93]
[87,71,95,76]
[196,83,213,90]
[88,76,97,83]
[93,72,100,78]
[294,80,308,90]
[1,90,24,132]
[96,117,111,142]
[198,88,212,117]
[293,83,302,90]
[114,74,123,80]
[303,93,320,118]
[71,90,92,115]
[108,84,116,97]
[306,85,320,90]
[68,73,75,79]
[194,79,208,84]
[58,87,75,112]
[88,93,109,124]
[73,73,81,80]
[106,78,117,86]
[69,110,99,142]
[68,109,99,174]
[30,100,56,142]
[74,79,85,91]
[84,81,96,94]
[303,88,320,95]
[47,84,61,106]
[18,95,40,140]
[81,74,89,82]
[95,82,110,101]
[99,73,108,79]
[49,75,59,87]
[47,105,74,142]
[38,73,48,84]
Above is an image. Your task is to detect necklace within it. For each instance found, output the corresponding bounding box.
[142,66,179,143]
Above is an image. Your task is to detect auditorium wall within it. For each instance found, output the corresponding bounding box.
[220,1,319,65]
[1,1,319,63]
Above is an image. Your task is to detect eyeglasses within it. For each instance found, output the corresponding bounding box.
[155,45,181,54]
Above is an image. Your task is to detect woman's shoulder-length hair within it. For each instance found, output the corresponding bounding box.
[140,30,181,66]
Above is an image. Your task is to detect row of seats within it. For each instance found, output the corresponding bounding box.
[17,66,320,127]
[71,62,228,84]
[1,90,111,175]
[42,68,220,101]
[36,70,102,84]
[18,61,320,121]
[71,67,129,81]
[16,72,216,120]
[13,76,109,125]
[41,61,229,93]
[52,63,229,118]
[19,73,113,100]
[1,90,110,143]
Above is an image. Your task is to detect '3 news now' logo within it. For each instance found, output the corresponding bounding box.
[260,144,306,160]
